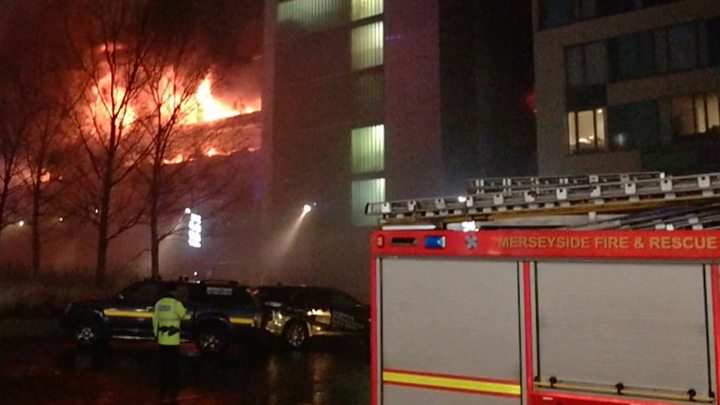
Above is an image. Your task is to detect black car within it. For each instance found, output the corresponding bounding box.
[61,278,263,354]
[251,286,369,348]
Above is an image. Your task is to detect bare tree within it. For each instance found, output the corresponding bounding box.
[64,0,156,285]
[0,57,35,260]
[137,43,213,278]
[23,68,79,276]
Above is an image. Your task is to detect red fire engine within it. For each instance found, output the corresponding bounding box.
[367,172,720,405]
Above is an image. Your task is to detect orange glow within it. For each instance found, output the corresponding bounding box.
[40,172,51,183]
[206,147,218,157]
[162,154,184,165]
[191,76,240,123]
[88,70,137,128]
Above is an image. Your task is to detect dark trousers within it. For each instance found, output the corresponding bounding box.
[158,345,180,398]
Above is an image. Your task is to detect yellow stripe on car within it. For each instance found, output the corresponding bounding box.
[383,370,521,397]
[103,309,153,318]
[229,317,253,325]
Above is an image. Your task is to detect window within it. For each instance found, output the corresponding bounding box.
[608,101,659,149]
[352,178,385,226]
[277,0,343,28]
[540,0,680,29]
[566,42,607,87]
[352,0,382,21]
[540,0,572,29]
[568,108,607,153]
[121,282,159,305]
[708,19,720,66]
[351,125,384,174]
[656,23,708,72]
[328,291,360,309]
[611,32,655,80]
[671,92,720,136]
[352,22,383,70]
[598,0,637,16]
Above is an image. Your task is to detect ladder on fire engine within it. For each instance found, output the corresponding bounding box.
[365,171,720,229]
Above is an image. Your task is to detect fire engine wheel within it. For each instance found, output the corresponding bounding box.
[283,321,309,349]
[74,319,103,346]
[196,325,229,355]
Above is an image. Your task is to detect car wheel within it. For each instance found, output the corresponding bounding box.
[73,318,103,346]
[196,325,229,355]
[283,321,309,349]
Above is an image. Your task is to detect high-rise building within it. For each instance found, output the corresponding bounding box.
[261,1,535,298]
[533,0,720,175]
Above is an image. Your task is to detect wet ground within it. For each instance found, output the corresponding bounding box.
[0,337,370,404]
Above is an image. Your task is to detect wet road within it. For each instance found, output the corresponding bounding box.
[0,337,370,404]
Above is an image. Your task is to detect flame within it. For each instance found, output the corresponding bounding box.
[191,76,240,123]
[162,153,184,165]
[79,51,249,165]
[88,70,137,128]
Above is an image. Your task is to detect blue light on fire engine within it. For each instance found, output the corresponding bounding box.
[424,236,446,249]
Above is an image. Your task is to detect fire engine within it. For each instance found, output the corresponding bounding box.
[366,171,720,405]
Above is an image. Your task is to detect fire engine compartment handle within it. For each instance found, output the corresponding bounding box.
[390,237,417,247]
[535,379,712,403]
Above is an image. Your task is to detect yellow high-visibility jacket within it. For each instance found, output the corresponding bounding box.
[152,296,187,346]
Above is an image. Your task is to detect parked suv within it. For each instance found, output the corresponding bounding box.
[252,286,369,348]
[61,278,263,354]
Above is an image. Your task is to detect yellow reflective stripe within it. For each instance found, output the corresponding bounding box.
[383,371,521,397]
[229,317,253,325]
[103,310,153,319]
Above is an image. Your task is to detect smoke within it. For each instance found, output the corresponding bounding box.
[0,0,263,108]
[213,56,263,113]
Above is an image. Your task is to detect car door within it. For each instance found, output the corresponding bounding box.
[327,290,369,333]
[104,281,161,338]
[290,289,332,331]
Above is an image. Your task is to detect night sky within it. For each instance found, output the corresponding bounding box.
[0,0,263,102]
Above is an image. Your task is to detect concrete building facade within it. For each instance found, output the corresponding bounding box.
[533,0,720,175]
[261,1,535,298]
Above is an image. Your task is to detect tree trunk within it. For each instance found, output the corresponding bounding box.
[150,180,160,278]
[0,169,12,260]
[31,179,42,276]
[96,130,116,286]
[96,190,110,286]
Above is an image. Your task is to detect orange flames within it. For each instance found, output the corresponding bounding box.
[189,77,240,123]
[85,65,249,165]
[88,68,243,128]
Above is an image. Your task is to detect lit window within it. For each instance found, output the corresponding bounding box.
[672,92,720,136]
[352,22,383,70]
[352,0,383,21]
[352,178,385,227]
[568,108,607,153]
[277,0,343,34]
[352,125,384,174]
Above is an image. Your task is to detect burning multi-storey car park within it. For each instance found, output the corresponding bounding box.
[0,27,263,279]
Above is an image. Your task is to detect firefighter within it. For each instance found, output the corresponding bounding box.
[153,285,187,400]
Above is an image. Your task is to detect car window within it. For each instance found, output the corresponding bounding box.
[121,282,159,305]
[254,287,295,303]
[329,291,360,309]
[292,290,327,308]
